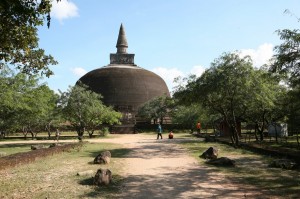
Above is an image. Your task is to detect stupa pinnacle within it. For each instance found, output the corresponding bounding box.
[110,24,135,65]
[116,23,128,54]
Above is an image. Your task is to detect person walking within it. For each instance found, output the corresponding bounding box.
[157,123,163,139]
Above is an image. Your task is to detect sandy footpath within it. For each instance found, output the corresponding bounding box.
[90,134,263,199]
[1,134,264,199]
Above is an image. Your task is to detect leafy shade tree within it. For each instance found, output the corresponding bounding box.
[175,53,255,147]
[0,68,59,139]
[0,0,57,77]
[59,84,122,140]
[270,28,300,143]
[170,103,215,133]
[244,68,287,141]
[138,95,173,124]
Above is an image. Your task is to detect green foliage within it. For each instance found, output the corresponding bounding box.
[137,95,173,124]
[244,68,288,140]
[0,0,57,77]
[171,104,201,128]
[59,84,122,139]
[174,52,290,144]
[174,53,258,146]
[270,28,300,142]
[170,104,216,130]
[0,68,59,135]
[271,29,300,87]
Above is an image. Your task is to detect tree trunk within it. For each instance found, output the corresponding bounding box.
[29,129,34,140]
[88,130,94,138]
[22,127,28,140]
[254,123,259,141]
[76,126,85,141]
[274,123,278,143]
[45,123,52,138]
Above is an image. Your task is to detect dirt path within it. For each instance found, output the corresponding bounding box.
[1,134,264,198]
[90,134,263,199]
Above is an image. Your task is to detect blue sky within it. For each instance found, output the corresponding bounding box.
[38,0,300,93]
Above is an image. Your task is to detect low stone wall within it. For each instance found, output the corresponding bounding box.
[0,143,82,171]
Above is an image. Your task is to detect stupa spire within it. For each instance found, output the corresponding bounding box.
[110,24,135,65]
[116,23,128,54]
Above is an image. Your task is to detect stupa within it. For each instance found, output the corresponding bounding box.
[78,24,170,133]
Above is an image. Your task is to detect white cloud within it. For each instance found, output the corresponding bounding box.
[190,65,206,77]
[151,67,184,92]
[239,43,274,67]
[151,65,206,92]
[71,67,87,77]
[51,0,79,22]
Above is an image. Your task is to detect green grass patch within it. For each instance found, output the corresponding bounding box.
[0,143,32,156]
[178,134,300,198]
[0,142,130,199]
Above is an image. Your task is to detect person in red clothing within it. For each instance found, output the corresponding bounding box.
[168,130,174,139]
[196,121,201,134]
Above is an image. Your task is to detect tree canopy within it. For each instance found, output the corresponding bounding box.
[59,84,122,140]
[271,29,300,87]
[138,95,173,124]
[0,68,59,138]
[0,0,57,77]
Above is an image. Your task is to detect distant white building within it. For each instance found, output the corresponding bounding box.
[268,123,288,137]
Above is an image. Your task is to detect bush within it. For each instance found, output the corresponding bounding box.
[100,127,109,137]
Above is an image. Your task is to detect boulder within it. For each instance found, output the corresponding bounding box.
[94,151,111,164]
[269,159,298,170]
[199,147,218,159]
[206,157,235,167]
[94,169,112,186]
[100,151,111,158]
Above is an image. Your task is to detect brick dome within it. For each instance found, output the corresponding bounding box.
[78,64,170,113]
[77,24,170,128]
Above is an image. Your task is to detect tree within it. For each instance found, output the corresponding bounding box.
[271,29,300,87]
[244,68,287,141]
[0,0,57,77]
[170,104,200,132]
[270,28,300,143]
[59,84,122,140]
[0,68,59,139]
[175,53,255,147]
[138,95,173,124]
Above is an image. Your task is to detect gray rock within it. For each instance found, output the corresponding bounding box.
[94,151,111,164]
[207,157,235,167]
[200,147,218,159]
[94,169,112,186]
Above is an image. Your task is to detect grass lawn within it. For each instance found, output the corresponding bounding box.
[178,133,300,198]
[0,143,32,156]
[0,142,130,199]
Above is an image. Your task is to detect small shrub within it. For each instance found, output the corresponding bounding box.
[100,127,110,137]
